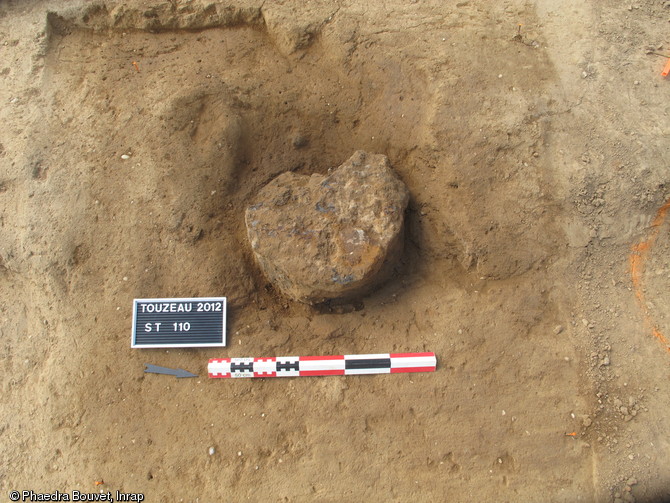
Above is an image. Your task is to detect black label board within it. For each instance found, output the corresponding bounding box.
[132,297,227,348]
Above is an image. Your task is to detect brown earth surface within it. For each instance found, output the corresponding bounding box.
[1,1,669,502]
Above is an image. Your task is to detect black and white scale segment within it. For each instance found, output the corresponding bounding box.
[208,352,437,378]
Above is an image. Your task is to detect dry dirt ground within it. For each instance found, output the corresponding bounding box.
[1,1,670,502]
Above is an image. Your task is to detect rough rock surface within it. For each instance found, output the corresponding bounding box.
[246,151,409,304]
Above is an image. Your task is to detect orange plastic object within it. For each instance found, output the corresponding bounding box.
[662,58,670,77]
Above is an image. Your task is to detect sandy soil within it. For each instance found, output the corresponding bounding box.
[1,1,669,502]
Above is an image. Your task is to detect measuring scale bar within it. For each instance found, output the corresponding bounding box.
[208,352,437,378]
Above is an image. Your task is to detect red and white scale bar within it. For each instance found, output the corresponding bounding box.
[208,352,436,378]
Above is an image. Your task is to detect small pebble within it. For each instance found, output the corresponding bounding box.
[292,134,308,148]
[208,447,215,456]
[237,451,242,456]
[121,154,130,160]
